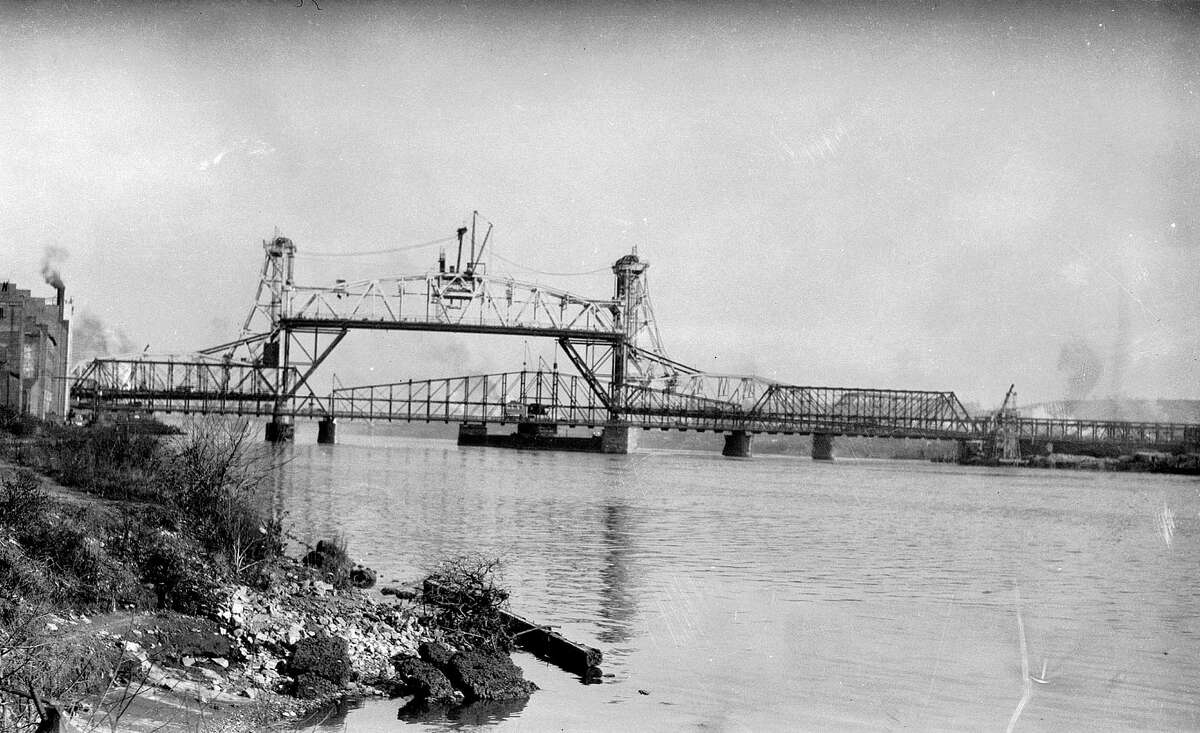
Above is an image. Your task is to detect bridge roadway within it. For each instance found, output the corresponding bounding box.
[70,365,1200,454]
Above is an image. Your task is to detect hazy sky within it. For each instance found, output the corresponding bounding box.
[2,1,1197,407]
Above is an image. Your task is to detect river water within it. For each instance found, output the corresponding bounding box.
[264,428,1199,732]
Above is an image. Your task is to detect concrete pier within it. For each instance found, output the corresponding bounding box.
[317,418,337,444]
[265,418,295,443]
[600,423,637,454]
[457,422,488,446]
[722,430,752,457]
[811,433,834,460]
[518,422,560,440]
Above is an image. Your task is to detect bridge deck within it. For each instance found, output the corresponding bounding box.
[70,368,1200,449]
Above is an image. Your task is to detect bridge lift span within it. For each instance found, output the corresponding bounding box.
[69,215,1200,460]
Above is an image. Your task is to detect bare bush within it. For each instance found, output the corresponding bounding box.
[0,470,49,531]
[421,554,512,653]
[159,417,285,583]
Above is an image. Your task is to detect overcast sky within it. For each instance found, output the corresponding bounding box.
[2,1,1197,407]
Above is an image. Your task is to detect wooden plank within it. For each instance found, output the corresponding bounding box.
[500,608,603,682]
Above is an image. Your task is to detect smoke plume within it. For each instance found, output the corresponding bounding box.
[41,245,68,290]
[1056,339,1103,403]
[71,310,138,363]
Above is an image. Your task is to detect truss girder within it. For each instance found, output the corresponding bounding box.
[68,357,324,417]
[1005,417,1199,446]
[70,360,1200,449]
[557,339,615,413]
[329,371,609,425]
[281,275,622,342]
[318,372,1199,447]
[744,386,977,437]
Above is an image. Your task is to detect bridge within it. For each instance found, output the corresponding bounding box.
[69,215,1200,460]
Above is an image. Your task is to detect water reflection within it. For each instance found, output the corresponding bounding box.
[398,696,529,726]
[595,503,636,645]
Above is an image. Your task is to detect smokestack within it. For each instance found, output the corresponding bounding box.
[55,284,64,309]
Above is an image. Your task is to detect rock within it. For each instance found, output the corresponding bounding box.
[294,672,339,700]
[392,658,461,704]
[381,586,418,600]
[418,641,456,670]
[239,688,258,699]
[290,633,350,690]
[171,628,232,660]
[446,650,538,701]
[198,667,223,682]
[211,657,229,669]
[303,539,350,576]
[349,565,377,589]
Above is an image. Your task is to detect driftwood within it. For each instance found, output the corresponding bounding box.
[500,608,603,682]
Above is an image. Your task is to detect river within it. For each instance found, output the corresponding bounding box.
[263,427,1199,732]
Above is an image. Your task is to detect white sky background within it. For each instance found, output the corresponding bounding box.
[1,1,1197,407]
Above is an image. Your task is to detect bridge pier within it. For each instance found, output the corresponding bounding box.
[722,430,752,458]
[811,433,834,460]
[265,418,294,443]
[956,439,982,463]
[317,418,337,445]
[457,422,488,446]
[600,423,637,454]
[519,422,560,439]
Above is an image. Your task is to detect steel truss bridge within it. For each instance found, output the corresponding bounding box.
[69,216,1200,457]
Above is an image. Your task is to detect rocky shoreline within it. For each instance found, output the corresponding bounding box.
[0,418,546,732]
[22,550,546,732]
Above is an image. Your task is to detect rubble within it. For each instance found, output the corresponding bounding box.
[56,552,553,729]
[66,555,437,730]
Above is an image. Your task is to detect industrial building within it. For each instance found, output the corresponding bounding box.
[0,281,70,420]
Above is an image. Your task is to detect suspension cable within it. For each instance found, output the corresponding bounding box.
[490,252,611,277]
[297,235,457,258]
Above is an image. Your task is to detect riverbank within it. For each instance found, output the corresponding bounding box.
[951,450,1200,474]
[1028,451,1200,474]
[0,415,541,732]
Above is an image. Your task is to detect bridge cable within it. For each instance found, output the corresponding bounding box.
[297,235,457,258]
[490,252,611,277]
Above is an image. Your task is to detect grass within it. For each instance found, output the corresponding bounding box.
[0,414,287,730]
